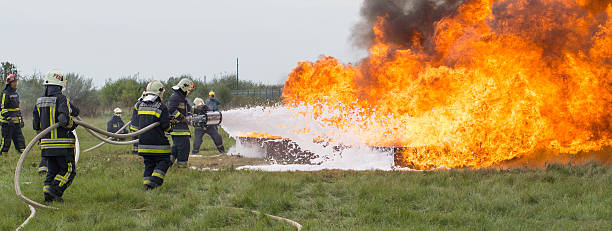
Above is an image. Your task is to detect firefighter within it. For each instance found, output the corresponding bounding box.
[205,91,221,132]
[192,97,225,154]
[205,91,221,112]
[130,92,145,154]
[107,107,128,134]
[33,69,80,202]
[168,78,194,167]
[0,74,26,156]
[136,80,172,190]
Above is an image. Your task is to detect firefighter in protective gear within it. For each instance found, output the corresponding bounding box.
[107,107,128,135]
[206,91,221,112]
[168,78,194,167]
[0,74,26,156]
[130,92,145,154]
[205,91,221,133]
[135,80,172,190]
[33,69,80,202]
[192,98,225,154]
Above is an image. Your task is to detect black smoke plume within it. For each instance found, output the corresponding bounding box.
[352,0,464,52]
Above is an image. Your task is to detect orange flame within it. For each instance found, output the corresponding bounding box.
[238,132,283,139]
[283,0,612,169]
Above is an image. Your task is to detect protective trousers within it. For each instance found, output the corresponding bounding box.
[38,157,48,174]
[1,124,25,155]
[171,136,190,166]
[143,155,172,189]
[192,126,224,154]
[43,155,76,198]
[132,136,138,154]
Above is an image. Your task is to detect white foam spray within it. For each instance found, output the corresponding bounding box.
[221,106,397,171]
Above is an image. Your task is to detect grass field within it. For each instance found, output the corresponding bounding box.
[0,117,611,230]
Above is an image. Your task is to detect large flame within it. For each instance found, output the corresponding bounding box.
[282,0,612,169]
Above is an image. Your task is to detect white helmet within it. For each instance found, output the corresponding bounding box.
[145,80,165,96]
[172,78,194,92]
[44,69,66,86]
[193,97,204,106]
[113,107,122,115]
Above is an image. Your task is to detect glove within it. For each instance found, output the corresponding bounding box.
[20,121,24,128]
[181,117,188,123]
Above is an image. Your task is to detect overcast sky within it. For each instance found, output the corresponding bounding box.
[0,0,366,87]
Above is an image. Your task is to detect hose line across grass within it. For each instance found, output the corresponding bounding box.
[15,204,35,231]
[14,118,160,230]
[213,206,303,231]
[80,123,139,146]
[73,130,80,164]
[73,117,158,139]
[83,121,133,153]
[15,123,62,210]
[15,117,303,231]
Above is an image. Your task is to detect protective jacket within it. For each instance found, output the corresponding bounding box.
[192,104,208,116]
[107,115,127,134]
[168,89,191,136]
[0,86,22,124]
[33,85,80,157]
[130,98,143,133]
[130,98,143,154]
[205,98,220,112]
[137,95,171,156]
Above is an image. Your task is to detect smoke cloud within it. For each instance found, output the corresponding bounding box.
[352,0,465,51]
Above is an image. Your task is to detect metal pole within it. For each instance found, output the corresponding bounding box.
[236,58,239,90]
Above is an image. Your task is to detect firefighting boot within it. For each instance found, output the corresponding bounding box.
[44,188,63,203]
[38,166,48,176]
[176,161,188,168]
[217,145,225,153]
[144,181,158,190]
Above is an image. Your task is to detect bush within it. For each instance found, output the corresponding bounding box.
[65,73,99,116]
[99,75,147,106]
[3,61,284,118]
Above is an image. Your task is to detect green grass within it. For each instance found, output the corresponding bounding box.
[0,117,611,230]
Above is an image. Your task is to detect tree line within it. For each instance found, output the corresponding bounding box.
[1,61,283,117]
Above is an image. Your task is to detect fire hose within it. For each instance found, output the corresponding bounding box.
[79,123,139,146]
[15,120,158,210]
[83,121,133,153]
[14,116,302,230]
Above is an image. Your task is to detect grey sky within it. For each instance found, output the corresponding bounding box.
[0,0,365,87]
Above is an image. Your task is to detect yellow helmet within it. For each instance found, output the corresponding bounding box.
[209,91,215,96]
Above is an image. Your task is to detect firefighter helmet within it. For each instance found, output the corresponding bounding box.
[193,97,204,106]
[113,107,122,115]
[172,78,194,92]
[209,91,215,96]
[145,80,165,96]
[5,74,18,84]
[44,69,66,86]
